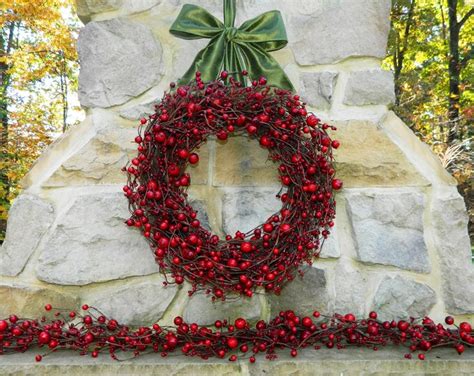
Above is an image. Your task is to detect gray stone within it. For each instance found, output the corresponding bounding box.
[119,100,158,121]
[78,19,164,108]
[269,266,330,316]
[344,69,395,106]
[2,347,474,376]
[189,199,210,231]
[318,225,340,259]
[0,194,55,276]
[0,282,79,318]
[334,262,366,317]
[183,292,262,325]
[86,280,178,326]
[372,275,436,321]
[221,188,281,236]
[345,190,430,273]
[431,190,474,314]
[76,0,162,22]
[288,0,391,65]
[300,71,338,110]
[36,191,157,285]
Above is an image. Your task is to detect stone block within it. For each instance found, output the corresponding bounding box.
[183,292,262,325]
[268,266,330,317]
[0,194,55,276]
[334,262,367,317]
[300,71,338,110]
[221,188,282,236]
[36,191,157,285]
[372,275,436,321]
[43,124,136,187]
[78,19,164,108]
[288,0,391,65]
[344,69,395,106]
[0,282,79,318]
[86,279,178,326]
[431,189,474,314]
[331,121,427,187]
[345,189,430,273]
[214,136,278,186]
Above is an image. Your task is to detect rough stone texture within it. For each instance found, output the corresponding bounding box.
[185,141,210,185]
[299,71,338,110]
[36,191,157,285]
[221,188,282,235]
[78,19,163,108]
[119,100,158,121]
[0,282,79,318]
[43,123,135,187]
[288,0,391,65]
[183,292,262,325]
[86,280,177,325]
[0,194,55,276]
[318,225,340,259]
[344,69,395,106]
[431,189,474,314]
[189,199,210,231]
[334,262,367,317]
[345,190,430,273]
[76,0,162,22]
[372,275,436,321]
[331,121,428,187]
[214,136,278,186]
[2,347,474,375]
[269,267,330,317]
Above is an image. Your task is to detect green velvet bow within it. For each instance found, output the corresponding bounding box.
[169,0,294,91]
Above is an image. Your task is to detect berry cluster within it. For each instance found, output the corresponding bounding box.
[124,72,341,298]
[0,306,472,362]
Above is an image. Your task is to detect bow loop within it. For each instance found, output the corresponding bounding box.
[169,0,294,91]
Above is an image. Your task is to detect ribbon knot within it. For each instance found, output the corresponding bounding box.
[169,0,294,91]
[224,27,238,42]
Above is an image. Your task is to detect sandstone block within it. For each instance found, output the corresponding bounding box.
[344,69,395,106]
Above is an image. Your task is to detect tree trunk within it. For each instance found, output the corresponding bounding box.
[0,22,16,239]
[447,0,460,144]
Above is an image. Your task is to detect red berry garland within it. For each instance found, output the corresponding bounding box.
[0,306,472,362]
[124,73,342,298]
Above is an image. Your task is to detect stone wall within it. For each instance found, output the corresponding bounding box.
[0,0,472,326]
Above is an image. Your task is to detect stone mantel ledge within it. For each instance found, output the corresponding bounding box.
[1,347,473,375]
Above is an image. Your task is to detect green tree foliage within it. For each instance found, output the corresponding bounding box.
[384,0,473,243]
[0,0,81,240]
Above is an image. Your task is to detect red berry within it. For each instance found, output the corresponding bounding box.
[44,304,52,311]
[306,115,319,127]
[177,87,187,97]
[331,140,340,149]
[140,118,147,125]
[35,355,42,362]
[240,242,252,253]
[445,316,454,325]
[332,179,343,190]
[38,331,51,344]
[460,322,472,333]
[235,318,247,330]
[0,320,8,332]
[369,311,377,320]
[221,71,228,79]
[188,153,199,164]
[456,344,465,354]
[418,354,425,360]
[227,337,239,349]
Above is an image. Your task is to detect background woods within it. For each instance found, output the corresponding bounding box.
[0,0,472,246]
[0,0,80,238]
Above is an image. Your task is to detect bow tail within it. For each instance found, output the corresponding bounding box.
[178,35,228,86]
[224,43,247,86]
[237,43,294,92]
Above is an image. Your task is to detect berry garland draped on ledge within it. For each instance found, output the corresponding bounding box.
[0,306,472,362]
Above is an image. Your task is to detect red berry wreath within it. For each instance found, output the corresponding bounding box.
[124,72,342,299]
